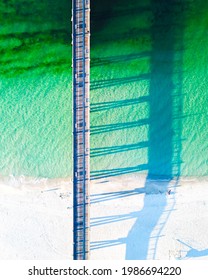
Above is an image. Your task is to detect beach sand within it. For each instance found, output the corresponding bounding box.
[0,175,208,260]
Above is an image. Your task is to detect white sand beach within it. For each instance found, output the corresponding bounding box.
[0,175,207,260]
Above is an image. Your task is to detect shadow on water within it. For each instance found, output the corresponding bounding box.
[0,0,71,77]
[91,0,185,259]
[91,52,150,67]
[126,0,185,260]
[91,164,148,180]
[91,97,149,113]
[91,119,148,135]
[91,141,148,158]
[91,1,151,35]
[91,74,149,90]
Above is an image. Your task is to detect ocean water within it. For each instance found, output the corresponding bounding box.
[0,0,207,179]
[0,1,72,178]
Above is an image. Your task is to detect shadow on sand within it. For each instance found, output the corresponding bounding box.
[176,239,208,259]
[125,0,184,259]
[91,0,186,259]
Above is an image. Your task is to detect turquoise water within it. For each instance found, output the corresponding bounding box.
[0,1,207,178]
[0,1,72,177]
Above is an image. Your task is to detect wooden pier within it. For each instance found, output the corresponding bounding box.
[72,0,90,260]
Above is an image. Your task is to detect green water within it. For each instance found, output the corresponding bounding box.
[0,0,207,179]
[0,1,72,177]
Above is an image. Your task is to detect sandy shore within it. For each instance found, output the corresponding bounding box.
[0,174,208,260]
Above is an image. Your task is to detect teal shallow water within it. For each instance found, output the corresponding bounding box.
[0,0,207,178]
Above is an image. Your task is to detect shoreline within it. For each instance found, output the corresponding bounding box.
[0,173,207,190]
[0,173,208,259]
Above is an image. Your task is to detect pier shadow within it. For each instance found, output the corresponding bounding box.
[177,240,208,259]
[125,0,184,260]
[186,249,208,258]
[91,0,186,260]
[91,141,148,158]
[91,74,149,90]
[91,164,148,180]
[91,52,150,67]
[91,119,148,135]
[91,1,151,36]
[91,97,149,113]
[91,187,146,204]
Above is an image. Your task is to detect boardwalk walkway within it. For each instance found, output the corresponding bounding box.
[72,0,90,260]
